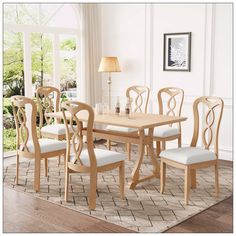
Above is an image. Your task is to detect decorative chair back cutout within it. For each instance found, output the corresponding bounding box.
[126,85,150,113]
[11,96,39,153]
[36,86,60,131]
[62,101,96,167]
[190,96,224,156]
[158,87,184,128]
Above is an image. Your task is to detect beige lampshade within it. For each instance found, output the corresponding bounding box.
[98,57,121,72]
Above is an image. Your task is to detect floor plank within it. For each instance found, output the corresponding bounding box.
[3,186,135,233]
[165,196,233,233]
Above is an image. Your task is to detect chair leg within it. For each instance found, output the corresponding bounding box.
[44,158,48,177]
[145,145,149,156]
[58,155,61,165]
[190,169,197,189]
[160,160,166,194]
[89,172,97,210]
[156,141,161,158]
[184,166,191,205]
[107,140,111,150]
[178,135,182,148]
[16,154,19,185]
[119,162,125,199]
[162,141,166,150]
[34,157,41,192]
[215,162,219,197]
[64,154,67,173]
[127,143,131,160]
[65,167,69,202]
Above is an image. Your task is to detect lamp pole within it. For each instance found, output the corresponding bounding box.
[107,72,112,110]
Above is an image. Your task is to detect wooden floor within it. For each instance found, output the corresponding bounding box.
[3,160,233,233]
[165,196,233,233]
[3,186,134,233]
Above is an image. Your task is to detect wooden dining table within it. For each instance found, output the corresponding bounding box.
[46,111,187,189]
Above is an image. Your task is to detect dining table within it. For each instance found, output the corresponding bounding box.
[46,110,187,189]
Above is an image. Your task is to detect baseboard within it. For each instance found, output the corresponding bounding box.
[218,150,233,161]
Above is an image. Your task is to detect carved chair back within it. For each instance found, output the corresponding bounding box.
[126,85,150,113]
[11,96,40,154]
[62,101,97,168]
[158,87,184,130]
[191,96,224,157]
[36,86,60,133]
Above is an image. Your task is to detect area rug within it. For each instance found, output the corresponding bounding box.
[3,144,233,233]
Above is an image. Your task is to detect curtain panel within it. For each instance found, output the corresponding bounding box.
[74,4,102,107]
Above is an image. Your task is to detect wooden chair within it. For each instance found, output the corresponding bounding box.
[106,85,150,160]
[62,101,125,210]
[36,86,73,166]
[36,86,65,140]
[11,96,66,192]
[160,96,224,204]
[149,87,184,157]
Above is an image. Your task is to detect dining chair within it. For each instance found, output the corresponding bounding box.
[36,86,66,140]
[36,86,72,166]
[160,96,224,204]
[106,85,150,160]
[147,87,184,157]
[11,96,67,192]
[62,101,125,210]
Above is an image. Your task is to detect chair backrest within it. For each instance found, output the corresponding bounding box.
[126,85,150,113]
[36,86,60,131]
[62,101,97,168]
[11,96,40,154]
[191,96,224,157]
[158,87,184,129]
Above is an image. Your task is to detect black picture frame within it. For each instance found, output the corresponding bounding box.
[163,32,191,72]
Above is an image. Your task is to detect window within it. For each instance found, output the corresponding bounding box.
[3,3,80,152]
[3,3,79,97]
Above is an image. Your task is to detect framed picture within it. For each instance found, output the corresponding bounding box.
[163,32,191,71]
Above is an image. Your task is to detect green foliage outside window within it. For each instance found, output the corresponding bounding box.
[3,128,16,152]
[3,4,77,153]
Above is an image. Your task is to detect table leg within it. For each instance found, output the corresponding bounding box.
[147,128,160,178]
[129,128,160,189]
[129,130,145,189]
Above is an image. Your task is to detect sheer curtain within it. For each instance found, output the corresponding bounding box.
[74,4,102,107]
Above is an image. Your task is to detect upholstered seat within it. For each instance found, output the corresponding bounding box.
[160,147,216,165]
[41,124,67,135]
[41,124,76,135]
[106,125,138,133]
[70,148,125,167]
[25,138,67,153]
[145,126,180,138]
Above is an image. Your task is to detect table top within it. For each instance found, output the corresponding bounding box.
[47,111,187,129]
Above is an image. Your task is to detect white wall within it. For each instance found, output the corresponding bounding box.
[100,3,233,160]
[101,4,146,107]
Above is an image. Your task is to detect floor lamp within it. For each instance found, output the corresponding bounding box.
[98,57,121,110]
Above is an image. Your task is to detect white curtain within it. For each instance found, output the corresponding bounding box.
[74,4,102,107]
